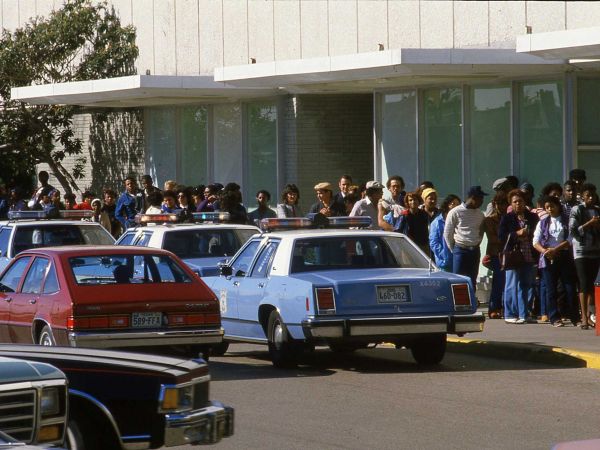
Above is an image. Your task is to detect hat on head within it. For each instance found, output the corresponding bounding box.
[314,182,333,192]
[91,198,102,207]
[421,187,437,202]
[365,180,384,190]
[492,177,508,191]
[467,186,488,198]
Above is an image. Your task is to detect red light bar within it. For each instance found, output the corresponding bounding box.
[8,211,48,220]
[260,217,312,231]
[7,210,94,220]
[59,210,93,219]
[135,213,179,224]
[191,212,231,223]
[328,216,372,228]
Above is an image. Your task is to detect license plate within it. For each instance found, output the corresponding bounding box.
[131,312,163,328]
[376,285,411,303]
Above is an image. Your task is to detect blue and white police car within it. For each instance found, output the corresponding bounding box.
[115,213,260,276]
[204,215,485,367]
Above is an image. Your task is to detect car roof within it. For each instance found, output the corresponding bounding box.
[0,220,105,227]
[15,245,175,257]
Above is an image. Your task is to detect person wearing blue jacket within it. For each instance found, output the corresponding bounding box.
[115,176,145,230]
[429,195,461,271]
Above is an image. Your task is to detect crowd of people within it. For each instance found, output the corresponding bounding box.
[1,169,599,329]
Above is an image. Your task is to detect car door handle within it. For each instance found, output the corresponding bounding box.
[4,297,12,303]
[233,281,240,287]
[29,298,37,305]
[258,283,265,288]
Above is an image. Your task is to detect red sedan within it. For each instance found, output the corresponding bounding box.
[0,246,223,357]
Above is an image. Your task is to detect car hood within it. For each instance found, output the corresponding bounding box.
[0,356,65,384]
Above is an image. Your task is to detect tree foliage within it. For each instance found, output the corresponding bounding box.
[0,0,138,193]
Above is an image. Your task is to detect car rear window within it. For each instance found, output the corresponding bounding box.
[69,254,192,285]
[163,229,255,258]
[13,224,114,255]
[290,236,429,273]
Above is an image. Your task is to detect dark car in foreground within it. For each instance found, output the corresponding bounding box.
[0,345,234,450]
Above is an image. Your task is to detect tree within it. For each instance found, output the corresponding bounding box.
[0,0,138,193]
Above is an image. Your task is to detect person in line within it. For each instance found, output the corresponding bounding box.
[51,189,64,210]
[191,186,205,209]
[64,193,77,210]
[349,181,384,229]
[561,180,579,220]
[161,190,179,213]
[248,190,277,225]
[443,186,487,291]
[309,182,346,217]
[176,188,195,219]
[32,187,59,218]
[102,189,122,238]
[333,175,353,212]
[385,192,430,254]
[569,169,586,201]
[141,175,161,205]
[89,198,112,232]
[482,192,509,319]
[145,191,164,214]
[74,191,94,210]
[381,175,406,210]
[420,187,439,224]
[29,171,55,209]
[5,187,27,214]
[532,195,579,327]
[343,191,361,215]
[429,194,461,272]
[196,184,219,212]
[485,177,510,217]
[569,183,600,330]
[276,184,302,218]
[217,183,248,224]
[164,180,177,192]
[499,189,539,324]
[115,176,145,230]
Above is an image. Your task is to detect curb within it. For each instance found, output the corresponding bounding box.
[447,337,600,370]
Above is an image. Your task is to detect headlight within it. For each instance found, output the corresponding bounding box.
[40,388,60,416]
[161,385,194,412]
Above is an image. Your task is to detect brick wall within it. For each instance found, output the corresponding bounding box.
[283,94,374,212]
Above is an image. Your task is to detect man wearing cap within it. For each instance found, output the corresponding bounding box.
[349,181,384,229]
[443,186,487,289]
[309,182,346,217]
[485,177,509,216]
[420,187,439,223]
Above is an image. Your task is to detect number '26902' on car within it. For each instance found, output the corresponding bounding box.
[204,218,485,367]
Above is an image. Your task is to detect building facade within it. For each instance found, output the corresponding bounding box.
[7,0,600,210]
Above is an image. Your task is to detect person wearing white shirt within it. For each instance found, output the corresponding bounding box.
[350,181,384,229]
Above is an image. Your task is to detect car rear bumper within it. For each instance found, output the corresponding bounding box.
[67,328,224,348]
[164,401,234,446]
[301,313,485,339]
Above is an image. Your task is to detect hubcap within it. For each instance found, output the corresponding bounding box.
[273,321,284,349]
[40,333,53,346]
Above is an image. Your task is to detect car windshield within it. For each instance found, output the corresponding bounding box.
[13,225,114,255]
[69,254,192,285]
[163,228,256,258]
[290,235,430,273]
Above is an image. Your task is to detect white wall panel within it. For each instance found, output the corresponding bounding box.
[2,0,19,30]
[454,1,488,48]
[357,0,387,53]
[421,1,453,48]
[19,0,36,23]
[153,0,176,75]
[35,0,55,19]
[489,1,525,48]
[176,0,200,74]
[388,0,420,49]
[223,0,248,66]
[566,1,600,29]
[329,0,357,56]
[248,0,274,63]
[274,0,300,60]
[132,0,155,75]
[526,1,564,33]
[300,0,328,58]
[199,0,224,74]
[110,0,133,25]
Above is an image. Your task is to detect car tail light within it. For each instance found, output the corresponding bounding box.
[68,315,130,330]
[316,288,335,314]
[452,284,471,308]
[89,317,110,328]
[166,313,220,327]
[204,313,220,325]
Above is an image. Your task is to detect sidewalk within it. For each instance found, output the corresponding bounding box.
[448,313,600,369]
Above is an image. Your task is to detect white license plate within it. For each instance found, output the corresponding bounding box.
[131,312,163,328]
[376,285,411,303]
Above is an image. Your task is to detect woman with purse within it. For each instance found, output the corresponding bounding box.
[499,189,539,324]
[533,195,578,327]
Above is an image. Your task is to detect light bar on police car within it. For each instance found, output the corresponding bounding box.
[328,216,372,228]
[260,217,312,231]
[7,210,94,220]
[191,212,231,223]
[59,210,93,219]
[135,213,179,224]
[8,210,49,220]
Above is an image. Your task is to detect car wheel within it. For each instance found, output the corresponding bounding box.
[210,342,230,356]
[267,310,298,368]
[38,326,55,346]
[65,419,85,450]
[410,334,447,365]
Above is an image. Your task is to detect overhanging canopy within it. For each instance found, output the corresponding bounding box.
[11,75,278,107]
[517,27,600,60]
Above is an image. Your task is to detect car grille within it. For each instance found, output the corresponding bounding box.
[0,388,36,443]
[193,381,209,410]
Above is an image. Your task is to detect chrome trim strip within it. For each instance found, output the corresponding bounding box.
[68,328,224,348]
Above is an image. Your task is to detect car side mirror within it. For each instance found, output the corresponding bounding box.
[219,265,232,277]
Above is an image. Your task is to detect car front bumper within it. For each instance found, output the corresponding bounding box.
[301,313,485,339]
[164,401,234,446]
[67,328,224,348]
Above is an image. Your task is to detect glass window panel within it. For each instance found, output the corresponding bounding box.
[470,86,511,194]
[577,151,600,187]
[214,104,243,187]
[246,102,278,207]
[519,82,563,192]
[577,78,600,145]
[423,88,463,198]
[147,108,177,188]
[180,106,208,186]
[380,92,417,191]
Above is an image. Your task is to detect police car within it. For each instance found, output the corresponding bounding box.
[203,215,485,368]
[0,210,115,272]
[115,212,260,276]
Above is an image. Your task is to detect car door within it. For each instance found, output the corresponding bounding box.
[217,239,262,337]
[0,256,32,342]
[9,257,50,343]
[236,240,280,339]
